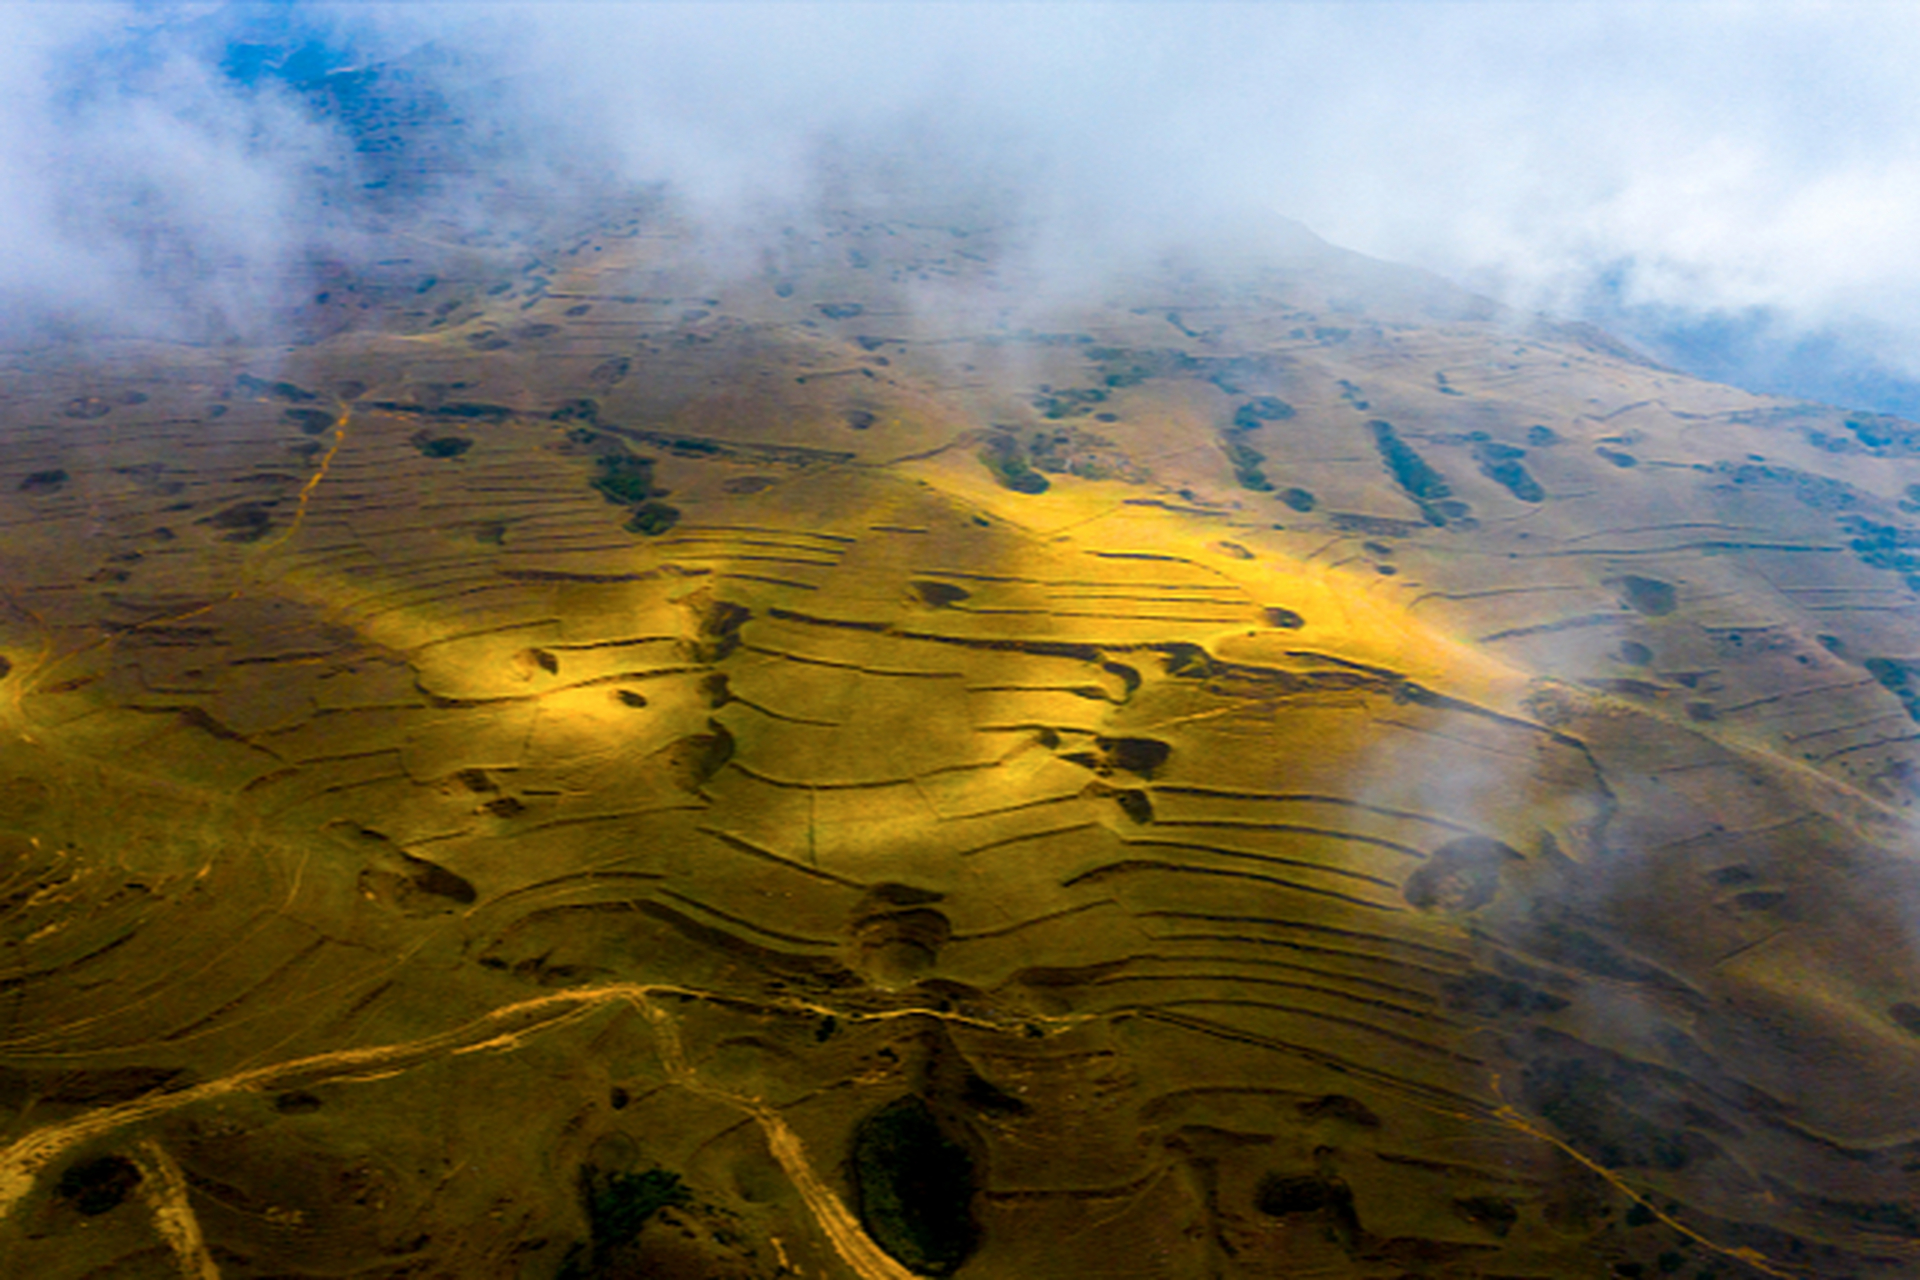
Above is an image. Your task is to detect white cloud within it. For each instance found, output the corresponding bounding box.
[6,1,1920,400]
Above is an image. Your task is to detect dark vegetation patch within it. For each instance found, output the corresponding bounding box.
[405,854,476,903]
[1031,386,1109,420]
[555,1163,694,1280]
[1807,428,1861,454]
[588,357,631,388]
[1403,836,1518,912]
[1101,660,1141,696]
[1584,676,1661,698]
[1027,425,1144,482]
[1110,788,1154,824]
[1279,487,1317,512]
[1254,1171,1362,1249]
[1062,736,1171,779]
[283,408,335,434]
[1472,439,1544,502]
[1890,1002,1920,1035]
[1164,310,1202,338]
[1255,1173,1350,1216]
[362,850,478,915]
[849,1095,979,1277]
[1518,1041,1723,1172]
[1717,460,1859,512]
[1527,424,1561,446]
[1618,640,1653,665]
[1841,516,1920,591]
[1263,606,1305,629]
[1368,420,1469,526]
[274,1090,323,1115]
[1232,396,1296,429]
[590,455,658,505]
[209,502,274,542]
[978,433,1049,494]
[909,581,970,608]
[235,374,316,402]
[1083,779,1155,824]
[1865,658,1920,722]
[61,396,113,419]
[1061,353,1298,492]
[660,436,721,458]
[581,1165,688,1246]
[1075,350,1304,459]
[1224,438,1272,491]
[19,469,68,494]
[372,399,514,425]
[1617,575,1677,616]
[57,1155,141,1215]
[688,598,750,663]
[819,302,865,319]
[655,725,734,791]
[1160,643,1213,679]
[1326,511,1425,536]
[1597,446,1640,468]
[434,402,513,423]
[409,431,471,459]
[1842,412,1920,455]
[846,409,877,430]
[624,502,680,536]
[1217,398,1296,493]
[1084,346,1201,388]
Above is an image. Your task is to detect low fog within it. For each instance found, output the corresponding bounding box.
[5,2,1920,412]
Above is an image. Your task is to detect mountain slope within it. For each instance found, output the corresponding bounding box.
[2,208,1919,1279]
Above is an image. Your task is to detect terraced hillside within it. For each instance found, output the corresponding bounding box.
[5,210,1920,1279]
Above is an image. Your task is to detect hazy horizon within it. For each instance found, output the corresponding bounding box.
[5,2,1920,413]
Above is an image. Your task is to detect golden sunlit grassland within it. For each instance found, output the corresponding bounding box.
[3,208,1920,1279]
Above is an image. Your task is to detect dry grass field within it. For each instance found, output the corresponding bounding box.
[4,205,1920,1279]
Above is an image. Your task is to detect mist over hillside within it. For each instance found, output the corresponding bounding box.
[5,2,1920,414]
